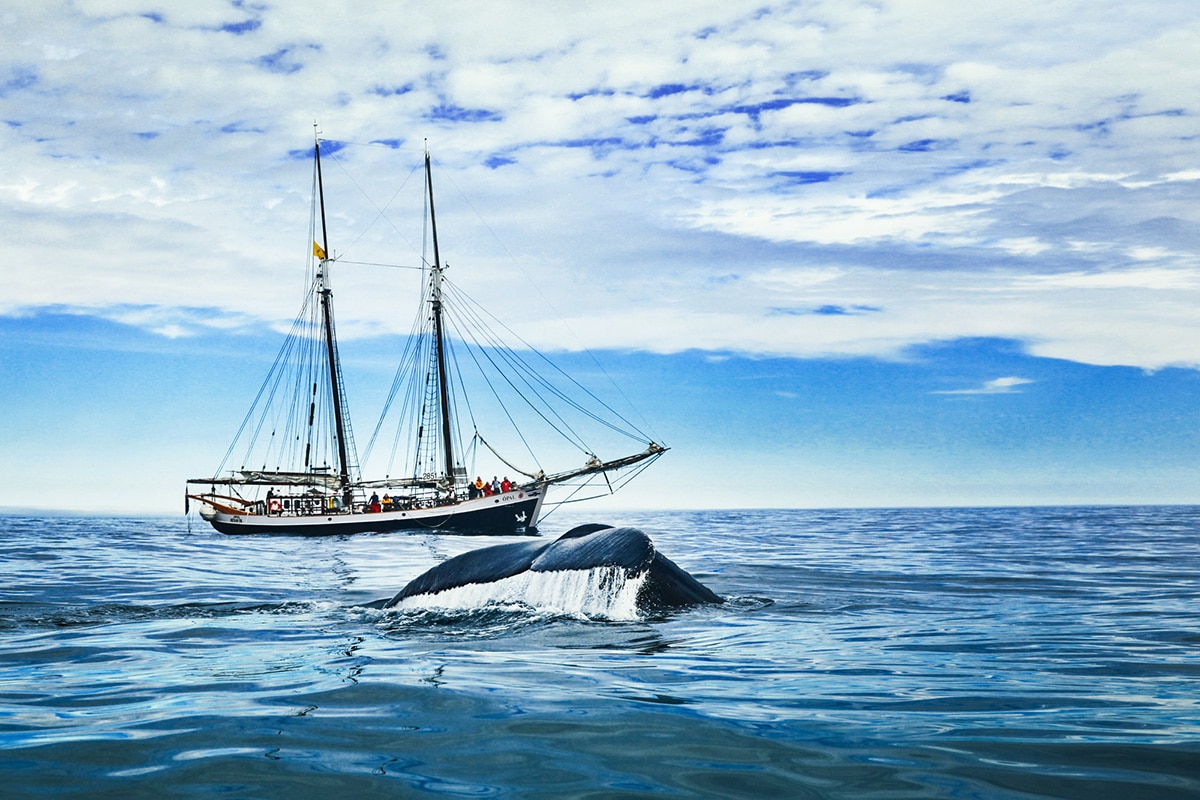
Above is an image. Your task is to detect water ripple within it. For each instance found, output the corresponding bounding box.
[2,508,1200,797]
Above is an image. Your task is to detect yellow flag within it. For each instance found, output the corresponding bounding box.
[313,241,326,259]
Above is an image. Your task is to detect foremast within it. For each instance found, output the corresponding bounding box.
[315,132,355,508]
[425,147,458,500]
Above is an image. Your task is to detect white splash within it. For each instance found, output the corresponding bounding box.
[393,566,646,621]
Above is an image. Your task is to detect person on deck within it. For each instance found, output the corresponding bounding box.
[473,477,485,499]
[381,494,392,511]
[501,477,511,493]
[482,480,493,497]
[369,492,381,513]
[492,477,501,494]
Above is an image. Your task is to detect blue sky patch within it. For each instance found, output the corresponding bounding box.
[1075,119,1112,137]
[485,154,516,169]
[219,19,261,35]
[646,83,693,99]
[934,158,1002,178]
[728,96,861,125]
[785,70,829,83]
[1,67,37,97]
[559,136,625,150]
[899,138,956,152]
[427,104,503,123]
[371,84,414,97]
[568,88,616,101]
[733,97,859,116]
[770,170,847,185]
[770,304,882,316]
[664,158,708,174]
[257,47,308,74]
[220,121,264,134]
[287,140,347,160]
[673,127,726,147]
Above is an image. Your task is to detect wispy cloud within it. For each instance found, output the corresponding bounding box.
[1,1,1199,370]
[768,304,881,317]
[934,377,1034,395]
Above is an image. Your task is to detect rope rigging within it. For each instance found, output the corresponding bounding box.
[200,138,666,517]
[359,264,663,492]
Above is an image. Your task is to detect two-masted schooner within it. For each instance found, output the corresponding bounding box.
[186,133,665,535]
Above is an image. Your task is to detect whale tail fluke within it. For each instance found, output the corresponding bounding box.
[385,524,722,613]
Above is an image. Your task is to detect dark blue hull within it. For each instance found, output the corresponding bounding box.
[206,493,543,536]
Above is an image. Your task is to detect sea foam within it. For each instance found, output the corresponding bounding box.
[391,565,645,621]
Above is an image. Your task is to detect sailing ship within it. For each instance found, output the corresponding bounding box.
[186,133,665,535]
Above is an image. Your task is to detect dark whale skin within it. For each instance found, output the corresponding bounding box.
[384,524,721,609]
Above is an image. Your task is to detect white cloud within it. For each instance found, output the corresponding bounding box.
[3,0,1200,370]
[933,377,1034,395]
[1017,268,1198,291]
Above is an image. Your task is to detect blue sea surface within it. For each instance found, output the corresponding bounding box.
[2,507,1199,798]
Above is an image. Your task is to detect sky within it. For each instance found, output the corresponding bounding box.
[2,0,1199,513]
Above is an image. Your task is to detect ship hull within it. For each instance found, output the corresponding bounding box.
[202,490,544,536]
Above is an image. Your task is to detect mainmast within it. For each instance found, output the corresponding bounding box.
[314,133,354,507]
[425,147,457,497]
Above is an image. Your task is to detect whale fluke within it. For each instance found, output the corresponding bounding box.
[384,524,721,611]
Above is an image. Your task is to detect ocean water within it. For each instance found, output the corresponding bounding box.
[2,506,1199,798]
